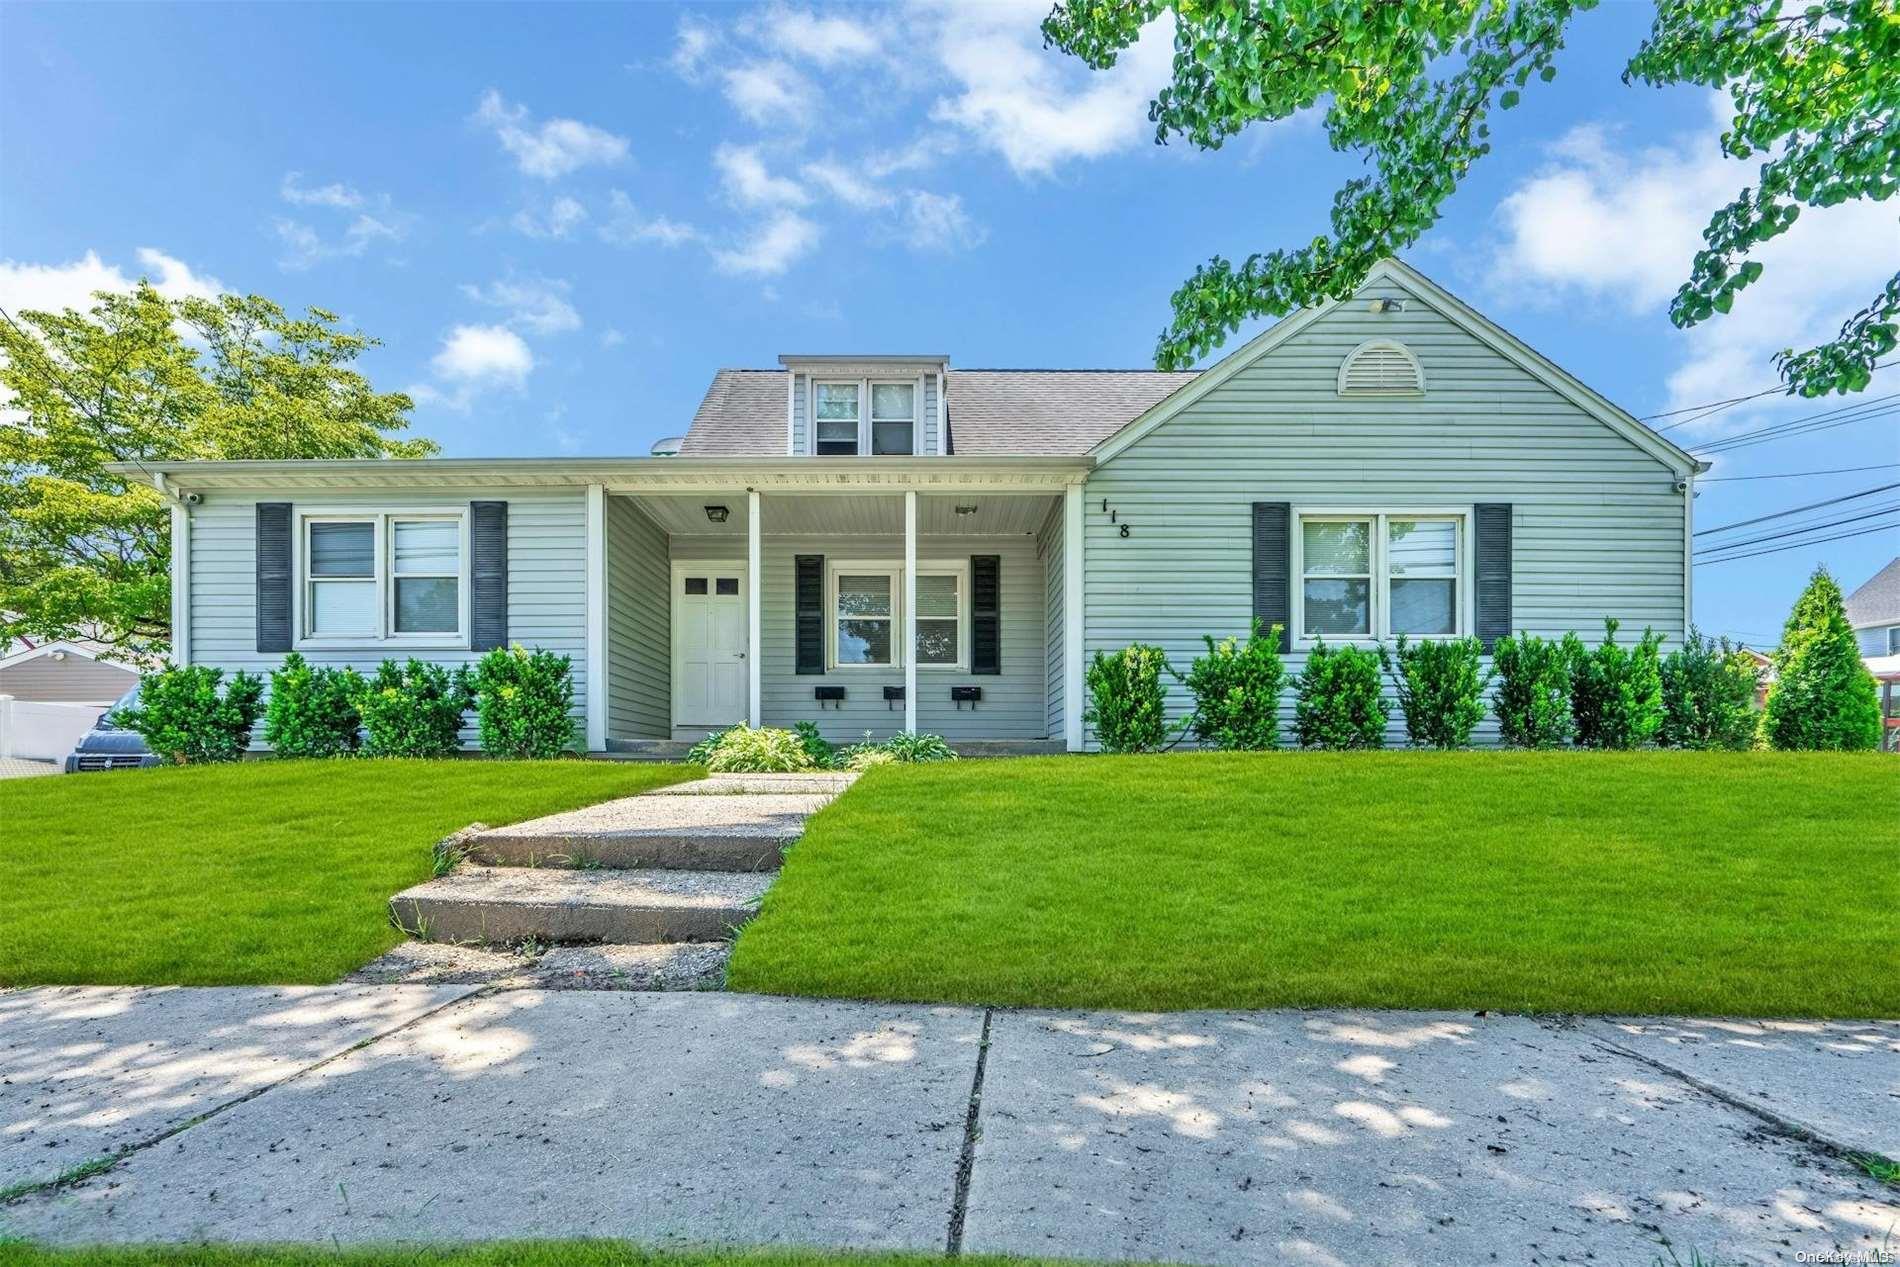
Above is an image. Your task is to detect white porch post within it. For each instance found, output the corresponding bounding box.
[585,484,607,752]
[904,489,918,734]
[1063,482,1085,751]
[156,475,191,667]
[747,488,762,728]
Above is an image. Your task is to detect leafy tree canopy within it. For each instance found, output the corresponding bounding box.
[0,284,434,655]
[1043,0,1898,393]
[1760,565,1882,750]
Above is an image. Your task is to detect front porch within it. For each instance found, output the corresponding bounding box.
[581,465,1088,752]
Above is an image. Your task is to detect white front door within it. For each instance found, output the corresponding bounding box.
[673,566,748,727]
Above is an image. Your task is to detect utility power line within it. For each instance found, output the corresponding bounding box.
[1643,357,1898,429]
[1693,520,1900,565]
[1694,482,1900,537]
[1700,464,1900,481]
[1694,502,1900,555]
[1690,394,1900,456]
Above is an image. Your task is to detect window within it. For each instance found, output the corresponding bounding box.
[300,511,466,644]
[814,383,860,456]
[827,562,968,669]
[871,383,916,455]
[1296,511,1465,642]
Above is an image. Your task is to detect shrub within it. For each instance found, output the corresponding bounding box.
[355,659,473,758]
[1761,566,1883,751]
[112,663,264,765]
[793,721,840,769]
[881,731,958,763]
[1569,618,1664,749]
[1658,630,1761,750]
[1379,635,1491,749]
[1491,632,1576,748]
[702,726,816,773]
[1084,643,1171,753]
[1292,640,1389,750]
[470,644,578,758]
[1180,620,1287,750]
[685,727,734,765]
[262,653,364,758]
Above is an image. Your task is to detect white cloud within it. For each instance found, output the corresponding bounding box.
[460,276,581,336]
[922,0,1176,177]
[903,191,983,251]
[599,190,698,247]
[0,248,223,320]
[274,212,406,271]
[712,212,821,276]
[721,61,817,129]
[805,159,893,210]
[1491,99,1897,430]
[413,323,536,410]
[600,328,626,348]
[473,89,630,180]
[715,144,809,208]
[750,7,879,66]
[512,195,590,240]
[279,172,364,209]
[671,15,717,81]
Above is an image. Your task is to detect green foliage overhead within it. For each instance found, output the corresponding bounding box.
[0,284,434,656]
[471,644,580,759]
[1084,642,1172,752]
[1659,629,1761,750]
[1761,566,1883,750]
[1569,618,1665,750]
[112,663,265,765]
[262,653,366,759]
[1042,0,1897,394]
[1180,619,1288,750]
[1292,639,1389,749]
[1380,634,1493,749]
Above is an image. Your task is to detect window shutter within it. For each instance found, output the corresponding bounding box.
[795,554,824,674]
[1474,503,1512,651]
[255,503,293,653]
[971,554,1001,675]
[470,501,509,651]
[1251,502,1291,651]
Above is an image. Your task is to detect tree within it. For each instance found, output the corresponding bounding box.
[0,283,434,655]
[1760,566,1882,750]
[1043,0,1898,395]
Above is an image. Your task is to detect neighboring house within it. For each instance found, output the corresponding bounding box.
[0,640,141,762]
[1843,557,1900,751]
[119,258,1704,751]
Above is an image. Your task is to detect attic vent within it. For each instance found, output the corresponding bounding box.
[1338,340,1425,397]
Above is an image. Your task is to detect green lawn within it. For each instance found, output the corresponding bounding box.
[727,751,1900,1017]
[0,760,694,986]
[0,1248,1075,1267]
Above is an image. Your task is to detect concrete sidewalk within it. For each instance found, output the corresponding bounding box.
[1,987,1894,1264]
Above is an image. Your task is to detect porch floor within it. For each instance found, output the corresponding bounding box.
[593,738,1068,762]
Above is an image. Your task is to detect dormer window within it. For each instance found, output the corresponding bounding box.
[811,378,918,456]
[871,383,916,455]
[814,382,860,455]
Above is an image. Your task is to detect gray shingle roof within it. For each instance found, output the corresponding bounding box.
[677,368,1199,457]
[1845,557,1900,628]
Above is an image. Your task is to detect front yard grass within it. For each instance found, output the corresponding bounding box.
[0,760,694,987]
[726,751,1900,1017]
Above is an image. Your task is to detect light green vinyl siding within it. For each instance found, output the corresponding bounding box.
[1038,504,1064,738]
[605,496,669,740]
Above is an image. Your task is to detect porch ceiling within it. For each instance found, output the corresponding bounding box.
[627,492,1058,537]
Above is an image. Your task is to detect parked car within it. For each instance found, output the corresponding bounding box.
[63,686,160,772]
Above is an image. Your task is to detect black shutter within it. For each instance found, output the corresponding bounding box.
[795,554,824,674]
[1250,502,1291,652]
[1474,503,1512,651]
[971,554,1001,676]
[470,501,509,651]
[255,503,293,653]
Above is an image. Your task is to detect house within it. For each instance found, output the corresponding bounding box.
[0,639,141,762]
[1843,557,1900,751]
[120,258,1705,752]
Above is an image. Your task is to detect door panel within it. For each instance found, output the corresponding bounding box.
[674,571,747,726]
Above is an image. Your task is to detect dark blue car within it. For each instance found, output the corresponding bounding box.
[63,685,161,772]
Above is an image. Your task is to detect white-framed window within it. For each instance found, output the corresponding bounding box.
[299,510,468,645]
[1888,626,1900,656]
[1294,510,1467,643]
[813,382,860,456]
[810,377,922,456]
[871,382,916,455]
[826,560,968,669]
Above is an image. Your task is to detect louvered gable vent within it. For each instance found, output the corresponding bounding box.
[1337,340,1425,396]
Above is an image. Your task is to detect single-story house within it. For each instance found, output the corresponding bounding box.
[0,639,141,761]
[1843,557,1900,750]
[120,258,1705,751]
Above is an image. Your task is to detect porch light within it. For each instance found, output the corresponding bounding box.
[704,504,730,523]
[954,504,978,516]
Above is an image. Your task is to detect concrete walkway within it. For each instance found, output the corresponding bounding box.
[1,987,1894,1264]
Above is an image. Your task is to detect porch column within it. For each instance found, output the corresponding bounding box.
[904,489,918,734]
[1063,482,1085,751]
[747,488,762,728]
[156,474,191,666]
[585,484,607,752]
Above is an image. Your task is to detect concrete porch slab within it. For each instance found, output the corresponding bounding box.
[963,1009,1900,1267]
[3,991,984,1250]
[0,985,474,1195]
[1583,1016,1900,1161]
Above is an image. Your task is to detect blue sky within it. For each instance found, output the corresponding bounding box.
[2,1,1894,646]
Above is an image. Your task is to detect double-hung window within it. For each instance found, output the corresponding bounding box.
[812,379,920,456]
[828,562,967,669]
[1296,511,1465,642]
[814,383,860,456]
[871,383,916,455]
[301,512,466,644]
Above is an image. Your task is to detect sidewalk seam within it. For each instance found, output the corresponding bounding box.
[945,1006,994,1256]
[0,985,493,1208]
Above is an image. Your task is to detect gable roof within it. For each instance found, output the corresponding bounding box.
[1088,257,1706,475]
[0,638,138,673]
[677,367,1198,457]
[1845,557,1900,628]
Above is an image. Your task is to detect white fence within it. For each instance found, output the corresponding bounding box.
[0,695,106,762]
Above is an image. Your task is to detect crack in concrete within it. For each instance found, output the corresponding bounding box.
[0,985,493,1208]
[945,1006,994,1256]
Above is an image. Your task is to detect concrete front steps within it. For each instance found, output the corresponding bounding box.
[387,773,854,971]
